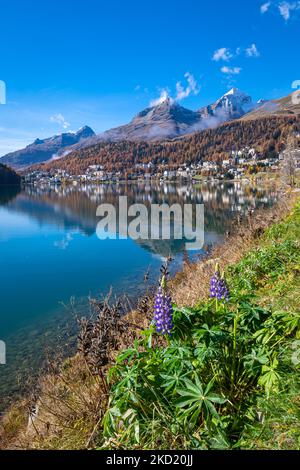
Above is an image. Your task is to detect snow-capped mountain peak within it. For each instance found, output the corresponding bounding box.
[224,87,248,98]
[198,88,253,121]
[213,88,252,117]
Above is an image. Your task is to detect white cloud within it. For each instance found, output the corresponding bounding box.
[175,72,200,101]
[185,72,200,95]
[50,113,70,129]
[150,89,172,107]
[245,43,260,57]
[221,66,242,75]
[175,82,188,100]
[213,44,260,63]
[260,2,271,13]
[212,47,233,62]
[278,1,300,20]
[150,72,200,106]
[279,1,291,19]
[261,1,300,20]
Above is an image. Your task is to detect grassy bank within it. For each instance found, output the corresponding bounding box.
[1,192,300,450]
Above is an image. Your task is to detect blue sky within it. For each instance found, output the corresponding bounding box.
[0,0,299,156]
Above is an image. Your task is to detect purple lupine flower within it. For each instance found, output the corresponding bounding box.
[210,267,230,302]
[154,277,173,336]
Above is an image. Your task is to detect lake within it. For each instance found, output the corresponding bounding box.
[0,181,278,410]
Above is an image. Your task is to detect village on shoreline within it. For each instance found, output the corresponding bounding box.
[23,145,297,187]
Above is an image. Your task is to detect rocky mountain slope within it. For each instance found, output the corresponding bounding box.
[0,126,95,169]
[34,115,299,174]
[3,89,299,170]
[241,91,300,120]
[72,88,259,149]
[199,88,253,120]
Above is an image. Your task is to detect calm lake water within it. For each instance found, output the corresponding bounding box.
[0,181,278,409]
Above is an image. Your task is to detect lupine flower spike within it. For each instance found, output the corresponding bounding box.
[154,269,173,336]
[210,263,230,302]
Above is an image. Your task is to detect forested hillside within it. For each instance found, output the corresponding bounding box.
[34,116,299,175]
[0,164,21,185]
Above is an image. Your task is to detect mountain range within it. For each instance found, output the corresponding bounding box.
[1,88,299,169]
[0,126,95,169]
[60,88,262,151]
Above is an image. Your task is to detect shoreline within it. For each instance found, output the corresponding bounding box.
[0,185,299,450]
[0,179,279,411]
[21,172,279,188]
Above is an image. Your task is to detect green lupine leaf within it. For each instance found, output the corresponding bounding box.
[207,394,227,404]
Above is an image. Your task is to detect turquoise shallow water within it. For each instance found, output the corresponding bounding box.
[0,181,278,408]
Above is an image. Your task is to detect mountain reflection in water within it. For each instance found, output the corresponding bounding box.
[0,181,278,409]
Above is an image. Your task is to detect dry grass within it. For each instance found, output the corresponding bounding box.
[0,295,152,450]
[170,189,298,307]
[1,188,298,450]
[0,355,105,449]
